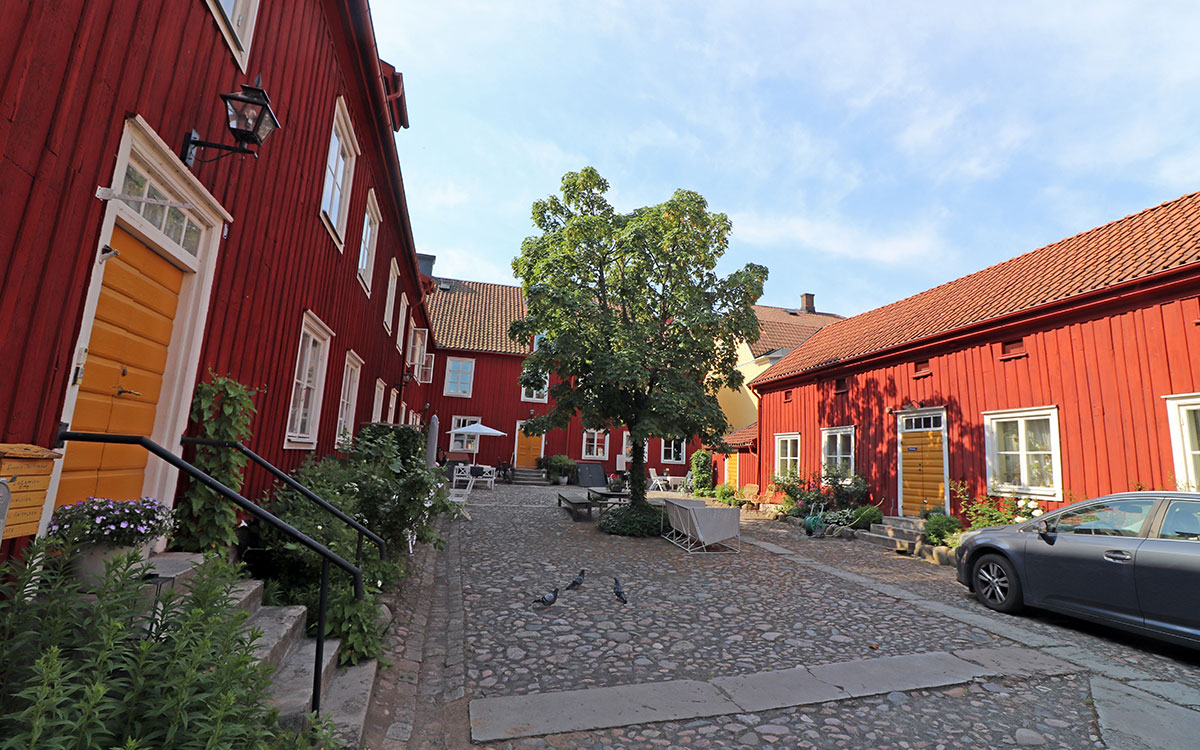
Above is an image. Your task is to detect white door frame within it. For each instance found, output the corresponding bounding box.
[513,420,545,466]
[896,407,949,517]
[39,115,232,536]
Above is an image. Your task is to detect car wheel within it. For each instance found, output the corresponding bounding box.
[972,553,1023,614]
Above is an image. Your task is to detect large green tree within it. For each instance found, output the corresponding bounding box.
[510,167,767,507]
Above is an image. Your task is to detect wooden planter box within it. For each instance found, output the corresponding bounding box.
[0,444,62,540]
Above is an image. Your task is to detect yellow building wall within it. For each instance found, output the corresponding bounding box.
[717,341,774,432]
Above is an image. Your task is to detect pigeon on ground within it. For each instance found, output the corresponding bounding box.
[613,577,628,604]
[566,569,586,590]
[534,588,559,606]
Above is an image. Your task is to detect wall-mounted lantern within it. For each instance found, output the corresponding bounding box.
[182,79,280,167]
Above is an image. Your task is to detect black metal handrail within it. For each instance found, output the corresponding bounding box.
[54,429,360,716]
[180,437,386,566]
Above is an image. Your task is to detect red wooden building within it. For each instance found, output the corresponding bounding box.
[424,276,699,477]
[748,192,1200,518]
[1,0,435,557]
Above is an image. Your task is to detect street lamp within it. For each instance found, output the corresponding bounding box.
[182,79,281,167]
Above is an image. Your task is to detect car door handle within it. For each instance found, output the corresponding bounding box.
[1103,550,1133,562]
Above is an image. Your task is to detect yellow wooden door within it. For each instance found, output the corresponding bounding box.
[57,227,183,507]
[515,427,542,469]
[900,430,945,516]
[726,453,738,488]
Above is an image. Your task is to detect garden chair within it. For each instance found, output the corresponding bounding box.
[648,468,669,491]
[448,476,475,521]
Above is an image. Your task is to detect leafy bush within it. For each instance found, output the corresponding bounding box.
[175,373,258,554]
[598,503,666,537]
[822,508,855,527]
[545,454,576,482]
[822,464,869,510]
[924,513,963,546]
[714,483,735,504]
[919,507,947,520]
[772,471,826,514]
[952,480,1045,529]
[690,449,714,492]
[849,504,883,529]
[0,542,313,748]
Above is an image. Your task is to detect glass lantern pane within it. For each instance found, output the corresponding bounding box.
[164,207,185,244]
[121,166,147,210]
[143,186,167,228]
[254,112,278,144]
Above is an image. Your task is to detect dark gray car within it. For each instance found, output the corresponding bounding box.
[956,491,1200,649]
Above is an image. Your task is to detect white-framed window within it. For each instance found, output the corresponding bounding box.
[451,416,481,452]
[356,189,380,295]
[203,0,261,71]
[409,410,422,428]
[399,401,407,424]
[583,430,609,460]
[821,426,855,476]
[775,433,801,477]
[521,373,549,402]
[320,97,360,245]
[406,323,427,365]
[622,432,648,462]
[285,311,335,449]
[396,293,408,352]
[444,357,474,397]
[335,350,363,448]
[383,259,399,332]
[983,406,1062,500]
[387,388,398,423]
[417,353,435,384]
[1165,393,1200,491]
[372,379,386,422]
[661,438,687,464]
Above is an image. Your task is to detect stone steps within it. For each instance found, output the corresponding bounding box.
[856,515,926,553]
[512,468,548,485]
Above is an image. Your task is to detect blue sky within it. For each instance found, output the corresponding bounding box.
[374,1,1200,317]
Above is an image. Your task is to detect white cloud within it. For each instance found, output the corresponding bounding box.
[730,210,946,265]
[409,180,470,214]
[424,245,517,286]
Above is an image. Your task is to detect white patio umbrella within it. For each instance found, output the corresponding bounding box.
[447,422,507,464]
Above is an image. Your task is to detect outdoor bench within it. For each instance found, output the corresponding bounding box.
[557,490,594,521]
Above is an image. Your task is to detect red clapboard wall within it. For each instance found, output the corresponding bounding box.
[0,0,433,557]
[755,281,1200,516]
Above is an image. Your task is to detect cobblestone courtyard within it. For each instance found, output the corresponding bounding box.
[363,485,1200,749]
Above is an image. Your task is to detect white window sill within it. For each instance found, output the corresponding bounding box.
[444,391,473,398]
[283,437,317,451]
[320,211,345,251]
[990,483,1060,501]
[521,396,549,403]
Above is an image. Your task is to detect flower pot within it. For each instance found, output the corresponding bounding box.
[74,543,150,589]
[556,475,568,485]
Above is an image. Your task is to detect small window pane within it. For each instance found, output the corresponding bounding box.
[164,207,186,244]
[144,186,167,228]
[997,421,1019,452]
[998,454,1022,485]
[1025,419,1051,451]
[1026,453,1053,487]
[182,220,201,255]
[839,433,852,454]
[121,166,147,209]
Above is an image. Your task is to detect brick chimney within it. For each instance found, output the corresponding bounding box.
[801,293,815,313]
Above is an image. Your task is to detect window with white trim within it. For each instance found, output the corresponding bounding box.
[203,0,261,70]
[622,432,648,462]
[396,294,408,352]
[417,353,434,384]
[821,426,854,476]
[356,189,380,294]
[444,357,474,397]
[1165,393,1200,491]
[286,311,335,448]
[387,388,398,423]
[451,416,481,452]
[583,430,609,460]
[661,438,686,464]
[399,402,407,424]
[118,161,206,257]
[775,433,801,477]
[983,406,1061,500]
[383,260,399,332]
[335,350,363,448]
[320,97,360,245]
[408,410,422,428]
[521,373,548,402]
[406,323,427,365]
[372,379,386,422]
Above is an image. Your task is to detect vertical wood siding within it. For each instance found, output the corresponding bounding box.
[755,289,1200,515]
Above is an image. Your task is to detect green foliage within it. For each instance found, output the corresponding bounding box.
[919,507,947,520]
[690,450,714,492]
[923,513,964,546]
[510,168,767,509]
[49,497,172,548]
[606,478,626,492]
[849,504,883,529]
[597,503,666,537]
[544,454,576,482]
[0,542,315,748]
[714,483,735,504]
[773,466,870,513]
[773,471,825,513]
[247,423,448,665]
[951,480,1045,530]
[175,373,258,554]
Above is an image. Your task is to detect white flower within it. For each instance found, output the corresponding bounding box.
[1013,516,1027,523]
[1031,508,1044,517]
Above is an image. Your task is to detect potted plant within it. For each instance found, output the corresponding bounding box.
[49,496,173,587]
[606,473,626,493]
[545,454,576,485]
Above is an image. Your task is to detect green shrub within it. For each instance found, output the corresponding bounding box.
[923,513,963,546]
[0,542,313,748]
[545,454,576,482]
[822,465,869,510]
[714,483,735,504]
[849,504,883,529]
[690,449,714,492]
[598,503,666,537]
[772,471,826,513]
[919,507,947,520]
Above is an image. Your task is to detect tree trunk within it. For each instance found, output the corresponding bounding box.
[629,436,648,508]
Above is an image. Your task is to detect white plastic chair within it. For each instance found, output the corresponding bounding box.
[648,468,669,491]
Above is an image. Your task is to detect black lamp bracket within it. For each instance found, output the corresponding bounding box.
[182,129,256,167]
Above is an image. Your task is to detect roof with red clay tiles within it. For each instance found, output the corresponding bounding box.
[425,278,528,355]
[749,304,844,358]
[753,191,1200,387]
[722,421,758,448]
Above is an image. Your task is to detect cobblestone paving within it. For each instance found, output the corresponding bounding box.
[365,484,1200,749]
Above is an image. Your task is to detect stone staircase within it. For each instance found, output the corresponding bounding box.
[148,552,377,748]
[855,515,925,553]
[511,467,548,485]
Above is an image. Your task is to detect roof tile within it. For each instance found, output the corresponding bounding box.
[425,278,528,355]
[749,305,843,357]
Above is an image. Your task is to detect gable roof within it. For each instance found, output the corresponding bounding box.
[749,304,843,358]
[425,278,528,355]
[722,421,758,448]
[754,190,1200,386]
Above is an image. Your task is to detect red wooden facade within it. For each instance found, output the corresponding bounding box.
[750,195,1200,517]
[1,0,435,557]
